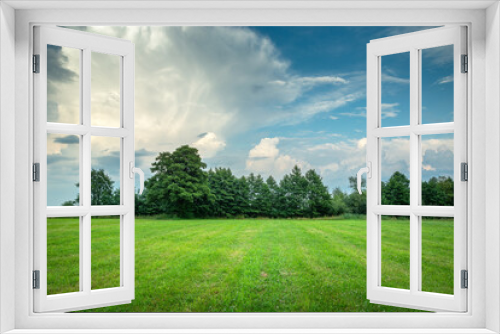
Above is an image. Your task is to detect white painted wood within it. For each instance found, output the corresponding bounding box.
[10,6,488,333]
[0,2,17,333]
[3,0,498,10]
[33,26,135,313]
[366,26,467,312]
[485,3,500,332]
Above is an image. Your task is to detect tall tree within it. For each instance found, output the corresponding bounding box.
[146,145,214,218]
[331,187,348,216]
[266,176,280,218]
[288,165,308,217]
[382,171,410,205]
[75,168,118,206]
[208,168,237,217]
[346,176,366,214]
[305,169,332,217]
[234,176,251,217]
[422,176,454,206]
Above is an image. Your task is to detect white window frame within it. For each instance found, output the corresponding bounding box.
[1,1,499,333]
[365,26,468,312]
[33,26,136,313]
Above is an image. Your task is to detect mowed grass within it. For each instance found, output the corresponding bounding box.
[46,217,454,312]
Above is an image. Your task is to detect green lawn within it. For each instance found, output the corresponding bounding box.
[46,217,454,312]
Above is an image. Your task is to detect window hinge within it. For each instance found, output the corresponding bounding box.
[33,270,40,289]
[461,162,468,181]
[33,163,40,182]
[461,54,468,73]
[461,270,468,289]
[33,54,40,73]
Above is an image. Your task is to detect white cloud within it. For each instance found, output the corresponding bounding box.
[246,137,310,177]
[329,115,339,120]
[435,75,453,85]
[357,138,367,149]
[248,137,280,159]
[339,110,366,118]
[192,132,226,158]
[295,76,348,86]
[381,73,410,84]
[381,102,400,119]
[423,164,436,171]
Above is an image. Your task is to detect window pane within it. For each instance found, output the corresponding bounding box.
[92,216,121,290]
[47,217,80,295]
[91,52,121,127]
[91,136,121,205]
[47,133,80,206]
[47,45,80,124]
[421,134,454,206]
[381,52,410,127]
[421,217,454,294]
[381,137,410,205]
[421,45,454,124]
[381,216,410,290]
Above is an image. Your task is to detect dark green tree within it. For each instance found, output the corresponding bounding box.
[422,176,453,206]
[345,176,366,214]
[382,171,410,205]
[146,145,214,218]
[234,176,251,217]
[208,168,238,217]
[75,168,119,205]
[287,165,308,217]
[305,169,332,217]
[331,187,348,216]
[266,176,280,217]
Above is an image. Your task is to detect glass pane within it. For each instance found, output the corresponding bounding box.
[381,215,410,290]
[421,134,454,206]
[421,217,454,294]
[381,137,410,205]
[91,136,121,205]
[381,52,410,127]
[421,45,454,124]
[47,217,80,295]
[47,133,80,206]
[47,45,80,124]
[91,52,121,127]
[91,216,121,290]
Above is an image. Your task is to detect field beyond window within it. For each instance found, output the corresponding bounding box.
[44,217,454,312]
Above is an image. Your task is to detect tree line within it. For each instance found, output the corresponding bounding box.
[63,145,454,217]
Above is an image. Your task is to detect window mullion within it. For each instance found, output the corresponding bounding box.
[82,47,92,294]
[409,47,420,294]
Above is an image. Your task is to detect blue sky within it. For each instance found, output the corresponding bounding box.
[46,26,455,206]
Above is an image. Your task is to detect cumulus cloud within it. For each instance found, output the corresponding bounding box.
[192,132,226,158]
[248,137,280,159]
[246,138,310,177]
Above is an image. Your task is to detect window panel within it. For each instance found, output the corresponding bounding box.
[47,217,80,295]
[380,137,410,205]
[421,45,454,124]
[47,133,80,206]
[91,52,121,128]
[91,136,121,205]
[47,45,81,124]
[381,216,410,290]
[421,216,454,294]
[421,134,454,206]
[381,52,410,127]
[91,216,121,290]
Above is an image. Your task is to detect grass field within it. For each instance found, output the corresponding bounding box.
[46,217,454,312]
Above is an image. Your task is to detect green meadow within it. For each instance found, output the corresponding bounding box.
[46,217,453,312]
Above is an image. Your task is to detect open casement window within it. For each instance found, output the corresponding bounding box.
[33,26,140,312]
[364,26,467,312]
